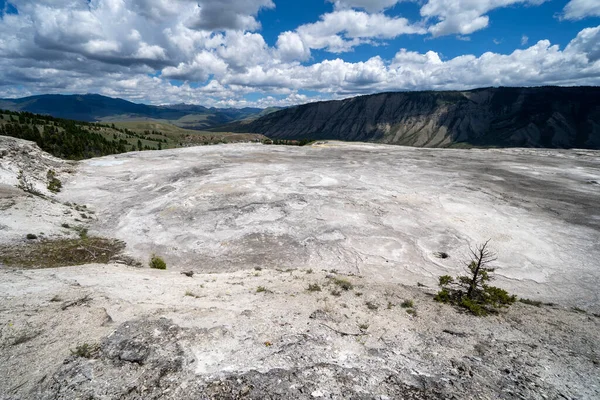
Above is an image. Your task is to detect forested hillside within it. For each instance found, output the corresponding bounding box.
[0,110,135,159]
[0,110,265,160]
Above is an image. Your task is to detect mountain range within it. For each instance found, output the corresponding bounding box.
[2,87,600,149]
[221,86,600,149]
[0,94,275,130]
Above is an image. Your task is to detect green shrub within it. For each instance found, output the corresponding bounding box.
[256,286,267,293]
[460,297,485,316]
[483,285,516,307]
[434,288,451,303]
[434,240,515,316]
[71,343,99,358]
[400,300,414,308]
[74,226,88,239]
[332,277,353,291]
[47,170,62,193]
[149,255,167,270]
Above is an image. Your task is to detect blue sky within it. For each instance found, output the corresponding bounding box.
[0,0,599,107]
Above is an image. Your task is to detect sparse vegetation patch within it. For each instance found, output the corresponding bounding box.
[434,240,516,316]
[17,170,42,196]
[401,300,414,309]
[0,237,125,268]
[331,277,353,291]
[307,283,322,292]
[46,169,62,193]
[256,286,270,293]
[149,254,167,270]
[519,298,542,307]
[71,343,99,359]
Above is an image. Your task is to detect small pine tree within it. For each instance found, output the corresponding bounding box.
[434,240,516,316]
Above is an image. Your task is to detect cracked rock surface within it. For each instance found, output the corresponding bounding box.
[60,141,600,308]
[1,138,599,399]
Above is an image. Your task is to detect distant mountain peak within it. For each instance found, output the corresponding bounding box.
[0,93,269,130]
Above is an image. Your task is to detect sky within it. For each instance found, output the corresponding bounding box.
[0,0,599,108]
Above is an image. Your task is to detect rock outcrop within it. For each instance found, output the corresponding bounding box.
[223,86,600,149]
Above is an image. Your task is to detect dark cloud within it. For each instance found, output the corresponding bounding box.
[186,0,274,31]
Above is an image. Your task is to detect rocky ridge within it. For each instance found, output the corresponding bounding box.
[223,87,600,149]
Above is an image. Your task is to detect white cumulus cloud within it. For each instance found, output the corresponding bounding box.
[289,9,426,53]
[421,0,547,37]
[562,0,600,20]
[0,0,598,108]
[328,0,407,13]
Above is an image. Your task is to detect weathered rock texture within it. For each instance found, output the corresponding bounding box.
[1,138,599,399]
[224,87,600,149]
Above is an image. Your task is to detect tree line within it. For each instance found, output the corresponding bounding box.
[0,109,164,160]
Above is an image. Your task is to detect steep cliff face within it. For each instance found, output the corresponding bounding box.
[224,87,600,148]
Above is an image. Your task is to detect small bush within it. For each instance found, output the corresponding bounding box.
[17,170,42,196]
[256,286,267,293]
[406,309,417,316]
[358,323,369,331]
[61,223,70,229]
[332,277,353,291]
[47,170,62,193]
[366,301,379,311]
[331,289,342,297]
[434,240,515,316]
[519,298,542,307]
[307,283,322,292]
[460,297,485,316]
[71,343,99,359]
[74,226,88,239]
[149,255,167,270]
[400,300,414,309]
[26,233,38,240]
[484,286,516,308]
